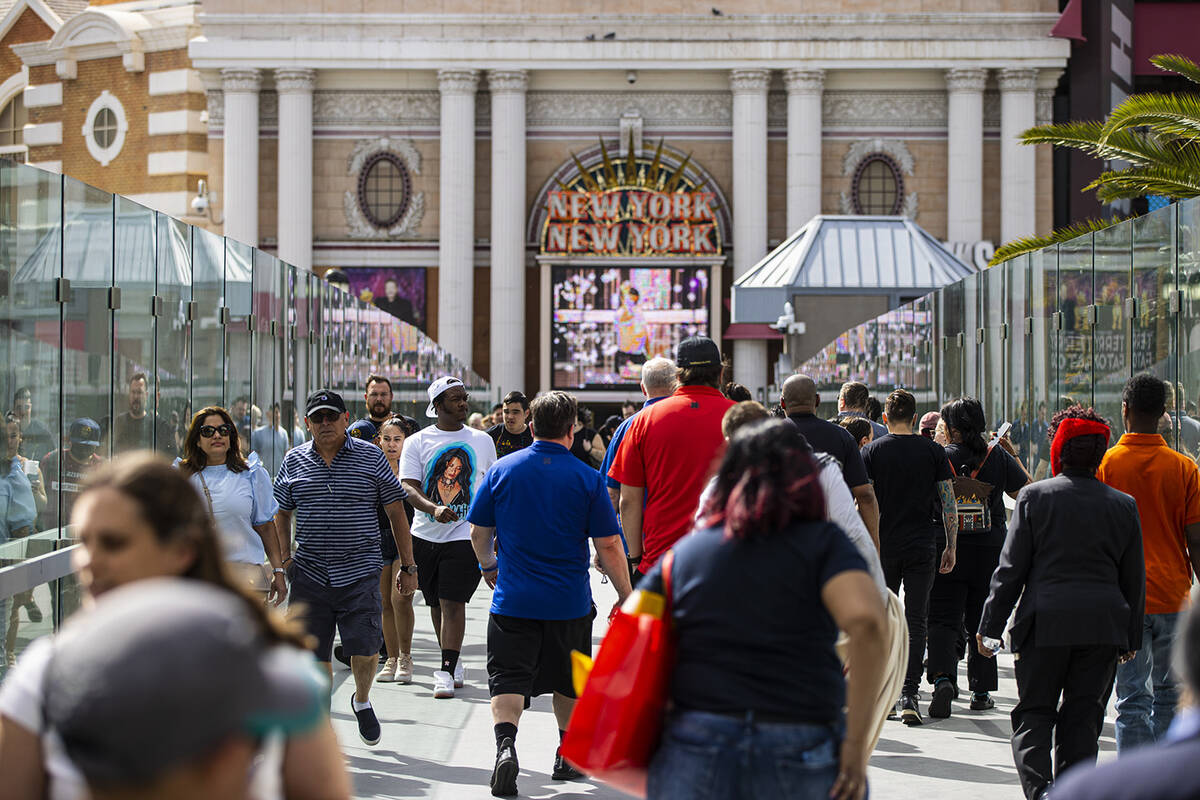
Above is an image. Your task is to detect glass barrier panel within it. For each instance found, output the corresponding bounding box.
[963,271,980,398]
[156,214,191,459]
[224,239,254,453]
[0,552,83,678]
[1029,246,1056,480]
[1007,256,1033,470]
[250,250,282,477]
[1177,198,1200,455]
[1093,220,1132,439]
[191,226,225,411]
[1058,234,1094,409]
[940,282,965,403]
[1130,206,1177,449]
[981,265,1007,425]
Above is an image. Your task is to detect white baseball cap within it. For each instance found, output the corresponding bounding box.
[426,376,464,418]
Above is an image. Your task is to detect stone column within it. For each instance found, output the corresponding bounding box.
[437,68,480,364]
[221,68,261,246]
[488,69,528,394]
[945,68,986,244]
[784,68,824,232]
[999,68,1038,245]
[275,68,315,270]
[730,68,771,396]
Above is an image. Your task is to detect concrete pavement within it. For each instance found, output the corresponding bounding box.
[333,570,1118,800]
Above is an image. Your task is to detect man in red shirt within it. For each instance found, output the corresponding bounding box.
[608,336,734,582]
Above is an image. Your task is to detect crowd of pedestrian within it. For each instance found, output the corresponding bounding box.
[5,349,1200,800]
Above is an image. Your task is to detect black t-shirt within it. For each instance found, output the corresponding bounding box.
[862,433,953,550]
[787,413,869,489]
[18,419,55,461]
[641,522,867,722]
[569,426,598,467]
[109,412,176,456]
[944,442,1028,547]
[487,423,533,459]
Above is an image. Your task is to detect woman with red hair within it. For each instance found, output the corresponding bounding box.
[978,405,1146,800]
[639,418,886,800]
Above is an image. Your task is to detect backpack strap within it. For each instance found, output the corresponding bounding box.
[970,444,997,480]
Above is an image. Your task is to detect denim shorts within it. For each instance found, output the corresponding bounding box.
[647,709,847,800]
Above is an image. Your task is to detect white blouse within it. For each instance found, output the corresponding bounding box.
[177,453,279,564]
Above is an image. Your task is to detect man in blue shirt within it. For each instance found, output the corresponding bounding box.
[469,391,633,798]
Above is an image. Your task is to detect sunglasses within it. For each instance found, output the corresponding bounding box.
[199,424,234,439]
[308,410,342,424]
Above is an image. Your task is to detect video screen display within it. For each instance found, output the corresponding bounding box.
[551,266,710,390]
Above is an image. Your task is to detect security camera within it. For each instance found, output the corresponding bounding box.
[626,70,637,84]
[191,193,208,213]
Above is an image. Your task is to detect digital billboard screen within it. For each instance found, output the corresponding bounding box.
[551,266,709,390]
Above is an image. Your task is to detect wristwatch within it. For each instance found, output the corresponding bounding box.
[272,567,286,575]
[398,564,418,575]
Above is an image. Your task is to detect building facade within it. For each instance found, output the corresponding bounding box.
[2,0,1071,401]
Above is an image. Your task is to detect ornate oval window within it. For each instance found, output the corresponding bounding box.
[81,91,127,167]
[851,154,903,215]
[356,152,412,230]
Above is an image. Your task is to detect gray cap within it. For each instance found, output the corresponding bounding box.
[43,579,325,789]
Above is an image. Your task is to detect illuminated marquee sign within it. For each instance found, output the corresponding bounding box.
[540,140,724,258]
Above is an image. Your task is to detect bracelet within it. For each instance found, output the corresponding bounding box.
[479,562,498,573]
[627,554,642,565]
[282,556,293,564]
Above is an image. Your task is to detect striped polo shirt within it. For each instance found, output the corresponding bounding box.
[273,434,407,587]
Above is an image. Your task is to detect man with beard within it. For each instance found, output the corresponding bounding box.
[357,375,396,441]
[105,373,175,456]
[400,377,497,698]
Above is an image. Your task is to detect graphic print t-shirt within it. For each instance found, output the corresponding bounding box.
[487,423,533,459]
[400,425,497,543]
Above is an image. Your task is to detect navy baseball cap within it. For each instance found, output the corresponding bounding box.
[346,419,376,440]
[675,336,721,368]
[69,418,101,447]
[305,389,346,417]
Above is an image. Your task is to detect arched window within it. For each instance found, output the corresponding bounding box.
[356,152,412,230]
[851,154,903,216]
[0,92,27,161]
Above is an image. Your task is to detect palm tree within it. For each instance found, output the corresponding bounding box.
[991,54,1200,264]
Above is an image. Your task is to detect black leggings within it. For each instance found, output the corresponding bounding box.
[926,540,1002,693]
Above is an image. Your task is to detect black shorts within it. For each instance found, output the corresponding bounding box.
[288,568,382,661]
[487,610,595,700]
[411,537,481,608]
[380,530,398,562]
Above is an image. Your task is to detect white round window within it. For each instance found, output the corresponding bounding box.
[81,91,127,166]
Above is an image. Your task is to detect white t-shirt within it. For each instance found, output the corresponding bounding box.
[399,425,497,543]
[176,454,279,564]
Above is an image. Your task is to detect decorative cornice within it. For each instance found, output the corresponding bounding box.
[438,68,479,95]
[998,67,1037,92]
[274,68,316,94]
[487,69,528,94]
[945,67,987,93]
[730,68,771,94]
[221,68,261,93]
[783,68,824,94]
[841,138,915,176]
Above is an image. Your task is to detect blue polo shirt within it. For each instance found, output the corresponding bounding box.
[273,435,407,587]
[600,396,668,491]
[467,440,622,620]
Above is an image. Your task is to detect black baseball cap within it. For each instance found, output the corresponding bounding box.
[305,389,346,417]
[675,336,721,368]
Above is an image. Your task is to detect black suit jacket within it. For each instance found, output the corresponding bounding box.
[1052,732,1200,800]
[979,472,1144,652]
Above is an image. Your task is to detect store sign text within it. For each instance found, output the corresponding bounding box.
[543,190,722,256]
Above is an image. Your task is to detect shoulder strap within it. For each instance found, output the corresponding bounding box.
[662,550,675,612]
[947,457,958,477]
[971,445,997,480]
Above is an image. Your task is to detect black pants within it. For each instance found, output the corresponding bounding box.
[926,540,1002,693]
[1011,643,1119,800]
[882,540,936,696]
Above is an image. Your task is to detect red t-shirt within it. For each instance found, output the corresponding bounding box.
[608,385,734,572]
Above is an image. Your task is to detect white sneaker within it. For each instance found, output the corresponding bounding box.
[377,657,397,683]
[433,669,455,698]
[396,653,413,684]
[454,659,465,688]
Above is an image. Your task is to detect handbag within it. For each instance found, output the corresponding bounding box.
[561,551,675,799]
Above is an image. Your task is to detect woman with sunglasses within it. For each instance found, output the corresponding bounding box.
[176,406,288,605]
[0,453,350,799]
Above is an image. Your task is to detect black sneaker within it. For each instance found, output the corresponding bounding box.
[970,692,996,711]
[333,644,351,668]
[928,678,954,719]
[23,600,42,624]
[900,693,924,726]
[490,737,519,797]
[351,698,381,746]
[886,699,901,721]
[552,748,584,780]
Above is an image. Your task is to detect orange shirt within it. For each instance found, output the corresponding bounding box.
[1098,433,1200,614]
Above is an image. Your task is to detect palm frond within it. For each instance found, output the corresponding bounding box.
[1151,54,1200,86]
[1101,92,1200,141]
[1087,165,1200,203]
[990,217,1130,267]
[1023,122,1180,167]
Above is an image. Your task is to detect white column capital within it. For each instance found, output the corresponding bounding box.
[730,68,771,94]
[221,68,262,93]
[438,68,480,95]
[945,68,987,93]
[274,68,316,94]
[783,68,825,94]
[998,68,1038,92]
[488,69,528,94]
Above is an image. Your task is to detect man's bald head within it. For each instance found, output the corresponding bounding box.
[781,374,819,413]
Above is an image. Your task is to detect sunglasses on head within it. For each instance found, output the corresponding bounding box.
[309,410,341,424]
[199,424,234,438]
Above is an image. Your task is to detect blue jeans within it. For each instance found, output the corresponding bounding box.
[647,710,852,800]
[1115,612,1181,753]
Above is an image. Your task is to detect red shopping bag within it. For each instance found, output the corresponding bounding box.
[561,553,674,798]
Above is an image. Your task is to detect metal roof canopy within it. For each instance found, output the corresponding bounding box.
[731,215,978,325]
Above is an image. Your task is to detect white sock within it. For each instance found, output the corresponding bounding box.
[352,697,372,712]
